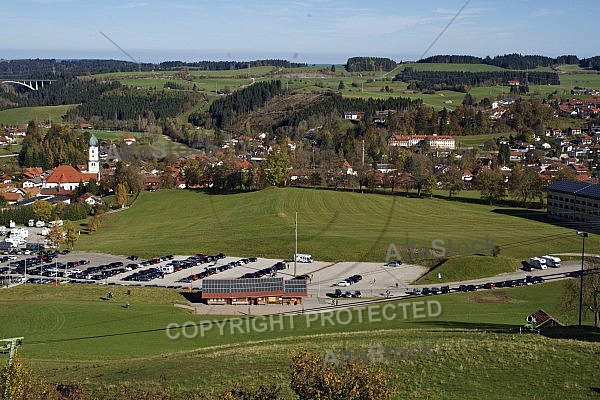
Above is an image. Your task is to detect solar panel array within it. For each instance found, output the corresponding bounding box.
[547,180,600,200]
[203,277,283,294]
[283,279,308,294]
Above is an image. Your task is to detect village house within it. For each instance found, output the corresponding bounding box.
[343,111,365,120]
[42,165,99,191]
[77,192,103,206]
[387,134,455,150]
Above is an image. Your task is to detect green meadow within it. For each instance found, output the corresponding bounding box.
[0,282,598,399]
[73,188,598,263]
[0,104,76,126]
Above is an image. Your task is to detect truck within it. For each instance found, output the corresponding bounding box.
[295,253,313,263]
[541,255,561,268]
[529,257,547,269]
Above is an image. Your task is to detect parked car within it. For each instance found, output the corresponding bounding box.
[410,288,422,295]
[344,291,353,298]
[431,287,441,295]
[440,285,451,294]
[459,284,468,292]
[353,290,362,298]
[483,282,496,289]
[422,287,432,295]
[336,281,351,287]
[466,284,477,291]
[333,289,343,298]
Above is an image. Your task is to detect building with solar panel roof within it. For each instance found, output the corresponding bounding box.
[547,180,600,227]
[200,277,308,305]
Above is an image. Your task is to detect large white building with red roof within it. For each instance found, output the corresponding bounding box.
[42,134,100,191]
[387,134,455,150]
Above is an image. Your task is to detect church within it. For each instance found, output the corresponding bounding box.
[42,134,100,191]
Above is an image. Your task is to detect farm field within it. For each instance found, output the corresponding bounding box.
[73,188,599,262]
[0,104,76,126]
[0,282,597,399]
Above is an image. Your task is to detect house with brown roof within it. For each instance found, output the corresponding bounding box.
[22,167,43,179]
[43,165,98,191]
[77,192,102,206]
[526,309,563,329]
[0,191,23,205]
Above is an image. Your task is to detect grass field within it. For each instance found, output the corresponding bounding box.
[0,104,76,126]
[0,282,598,399]
[73,188,599,263]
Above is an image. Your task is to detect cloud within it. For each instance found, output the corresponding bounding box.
[112,2,147,9]
[531,8,551,18]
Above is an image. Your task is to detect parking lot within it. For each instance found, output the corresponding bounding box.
[0,245,588,312]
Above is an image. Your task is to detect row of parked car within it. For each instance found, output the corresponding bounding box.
[179,255,254,283]
[334,274,363,287]
[410,275,546,296]
[332,289,362,298]
[239,260,284,279]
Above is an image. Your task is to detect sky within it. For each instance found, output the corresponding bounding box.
[2,0,599,64]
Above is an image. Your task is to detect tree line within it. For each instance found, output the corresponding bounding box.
[0,59,308,80]
[395,68,560,91]
[69,88,203,121]
[345,57,397,72]
[418,53,581,69]
[159,59,307,70]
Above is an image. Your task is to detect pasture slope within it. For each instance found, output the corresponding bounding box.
[0,282,598,399]
[75,187,598,263]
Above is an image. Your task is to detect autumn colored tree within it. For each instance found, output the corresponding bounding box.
[115,183,128,208]
[47,223,65,248]
[32,200,52,222]
[64,221,78,248]
[289,350,394,400]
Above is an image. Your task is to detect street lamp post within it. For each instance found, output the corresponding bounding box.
[576,231,588,327]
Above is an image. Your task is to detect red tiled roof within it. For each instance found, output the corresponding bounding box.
[45,165,97,184]
[0,192,22,202]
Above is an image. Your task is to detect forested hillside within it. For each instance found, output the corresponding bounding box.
[345,57,397,72]
[395,68,560,91]
[19,122,88,169]
[208,80,282,129]
[418,53,580,69]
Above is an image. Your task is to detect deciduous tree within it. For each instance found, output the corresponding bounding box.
[289,350,394,400]
[476,168,505,205]
[64,220,78,248]
[32,200,52,222]
[440,165,464,198]
[115,183,128,208]
[47,223,65,248]
[561,259,600,327]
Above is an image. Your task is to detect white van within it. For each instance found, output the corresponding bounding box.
[160,265,174,274]
[529,257,547,269]
[295,253,313,263]
[541,255,561,268]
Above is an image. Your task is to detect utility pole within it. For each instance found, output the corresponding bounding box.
[576,231,588,327]
[294,212,298,277]
[2,337,24,399]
